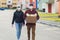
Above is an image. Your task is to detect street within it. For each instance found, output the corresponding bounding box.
[0,10,60,40]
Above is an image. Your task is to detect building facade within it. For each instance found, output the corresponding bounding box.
[0,0,18,8]
[0,0,58,13]
[0,0,36,9]
[37,0,58,13]
[0,0,7,8]
[57,0,60,16]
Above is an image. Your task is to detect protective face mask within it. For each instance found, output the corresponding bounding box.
[29,6,33,9]
[17,8,21,11]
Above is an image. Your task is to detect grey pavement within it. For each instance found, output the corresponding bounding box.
[37,20,60,27]
[0,10,60,40]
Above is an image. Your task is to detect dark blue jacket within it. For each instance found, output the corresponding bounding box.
[12,10,25,24]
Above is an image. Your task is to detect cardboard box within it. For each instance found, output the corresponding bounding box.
[26,14,37,23]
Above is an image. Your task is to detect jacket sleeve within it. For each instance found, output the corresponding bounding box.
[22,12,25,24]
[12,13,16,24]
[24,10,28,19]
[35,11,39,20]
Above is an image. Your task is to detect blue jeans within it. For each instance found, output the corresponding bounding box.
[15,22,22,40]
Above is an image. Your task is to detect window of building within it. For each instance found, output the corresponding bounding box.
[8,1,11,3]
[2,3,6,5]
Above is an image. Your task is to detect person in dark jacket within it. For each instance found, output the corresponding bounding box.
[25,4,39,40]
[12,7,25,40]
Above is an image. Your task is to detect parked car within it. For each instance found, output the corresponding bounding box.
[0,8,5,10]
[0,8,9,10]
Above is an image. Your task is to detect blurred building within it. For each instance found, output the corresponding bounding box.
[57,0,60,16]
[0,0,59,13]
[21,0,36,9]
[0,0,36,9]
[0,0,18,8]
[11,0,18,8]
[0,0,7,8]
[7,0,18,8]
[37,0,57,13]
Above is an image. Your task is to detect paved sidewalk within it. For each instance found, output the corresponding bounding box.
[37,20,60,27]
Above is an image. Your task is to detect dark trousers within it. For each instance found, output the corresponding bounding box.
[26,23,36,40]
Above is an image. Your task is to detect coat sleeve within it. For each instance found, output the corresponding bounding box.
[22,11,25,24]
[24,10,28,19]
[12,12,16,24]
[35,11,39,20]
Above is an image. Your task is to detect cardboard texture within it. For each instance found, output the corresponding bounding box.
[26,14,37,23]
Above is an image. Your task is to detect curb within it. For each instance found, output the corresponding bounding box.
[37,20,60,27]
